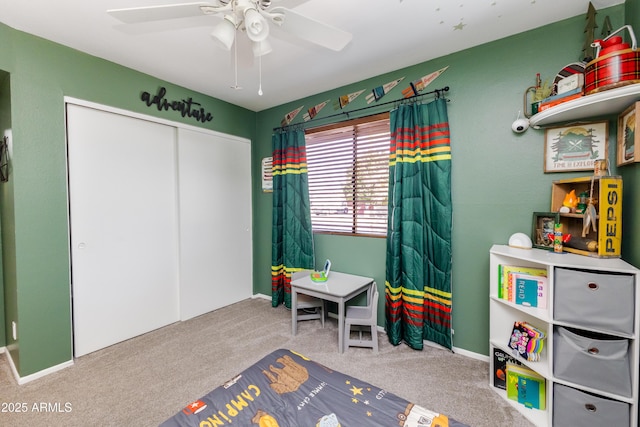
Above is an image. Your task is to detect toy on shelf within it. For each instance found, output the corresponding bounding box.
[551,175,622,258]
[582,176,599,237]
[524,73,553,117]
[553,223,564,253]
[560,189,578,213]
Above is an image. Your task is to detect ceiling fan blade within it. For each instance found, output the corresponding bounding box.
[269,0,312,8]
[113,18,214,36]
[269,7,352,51]
[108,2,224,24]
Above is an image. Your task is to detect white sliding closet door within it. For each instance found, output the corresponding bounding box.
[177,128,252,320]
[67,104,180,357]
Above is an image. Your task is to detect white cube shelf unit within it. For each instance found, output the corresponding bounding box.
[489,244,640,427]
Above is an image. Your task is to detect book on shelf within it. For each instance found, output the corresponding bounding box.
[497,264,546,303]
[556,73,584,95]
[506,364,546,410]
[493,348,522,390]
[507,321,546,362]
[538,87,584,111]
[512,273,548,309]
[538,93,583,111]
[540,86,583,102]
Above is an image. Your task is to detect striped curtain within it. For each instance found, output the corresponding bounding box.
[385,98,453,350]
[271,129,315,308]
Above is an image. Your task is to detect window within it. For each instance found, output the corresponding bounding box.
[305,113,390,237]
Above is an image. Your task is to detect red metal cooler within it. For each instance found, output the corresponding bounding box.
[585,25,640,95]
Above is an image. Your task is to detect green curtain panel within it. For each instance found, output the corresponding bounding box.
[271,129,315,309]
[385,98,453,350]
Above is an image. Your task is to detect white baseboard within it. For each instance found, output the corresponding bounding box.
[252,293,271,301]
[3,350,74,385]
[254,293,488,362]
[451,345,489,362]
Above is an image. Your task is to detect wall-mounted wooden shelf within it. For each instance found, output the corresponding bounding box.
[550,175,622,258]
[530,83,640,128]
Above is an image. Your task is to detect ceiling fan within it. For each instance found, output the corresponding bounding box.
[107,1,352,57]
[108,1,352,95]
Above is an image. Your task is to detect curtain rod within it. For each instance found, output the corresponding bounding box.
[273,86,450,133]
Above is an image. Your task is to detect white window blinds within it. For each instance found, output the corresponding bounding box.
[305,113,390,237]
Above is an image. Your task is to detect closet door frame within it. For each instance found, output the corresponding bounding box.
[65,97,253,356]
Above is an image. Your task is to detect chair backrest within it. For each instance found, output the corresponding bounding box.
[370,286,379,320]
[365,282,379,321]
[368,282,378,305]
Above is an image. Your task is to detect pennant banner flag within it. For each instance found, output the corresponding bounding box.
[402,66,449,98]
[281,106,304,127]
[303,100,330,121]
[333,89,365,110]
[366,77,405,104]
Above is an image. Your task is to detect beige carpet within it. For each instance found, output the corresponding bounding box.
[0,297,534,426]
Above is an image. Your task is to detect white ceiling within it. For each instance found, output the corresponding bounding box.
[0,0,624,112]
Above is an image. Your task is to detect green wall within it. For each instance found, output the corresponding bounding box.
[0,70,10,348]
[1,1,638,378]
[0,23,256,376]
[254,5,631,355]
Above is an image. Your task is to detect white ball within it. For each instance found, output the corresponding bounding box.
[508,232,533,249]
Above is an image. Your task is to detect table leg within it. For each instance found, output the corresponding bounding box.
[291,289,298,336]
[338,298,344,353]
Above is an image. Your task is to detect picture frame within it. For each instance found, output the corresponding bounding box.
[544,121,608,173]
[532,212,560,250]
[617,101,640,166]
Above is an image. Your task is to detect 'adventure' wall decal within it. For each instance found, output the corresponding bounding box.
[141,87,213,123]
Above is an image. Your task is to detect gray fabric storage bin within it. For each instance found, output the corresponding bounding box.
[554,267,634,335]
[553,384,629,427]
[554,326,631,397]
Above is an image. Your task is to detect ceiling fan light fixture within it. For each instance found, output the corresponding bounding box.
[243,7,269,42]
[252,39,272,57]
[210,15,237,50]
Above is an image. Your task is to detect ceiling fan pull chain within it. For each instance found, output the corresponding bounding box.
[258,54,263,96]
[232,31,242,90]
